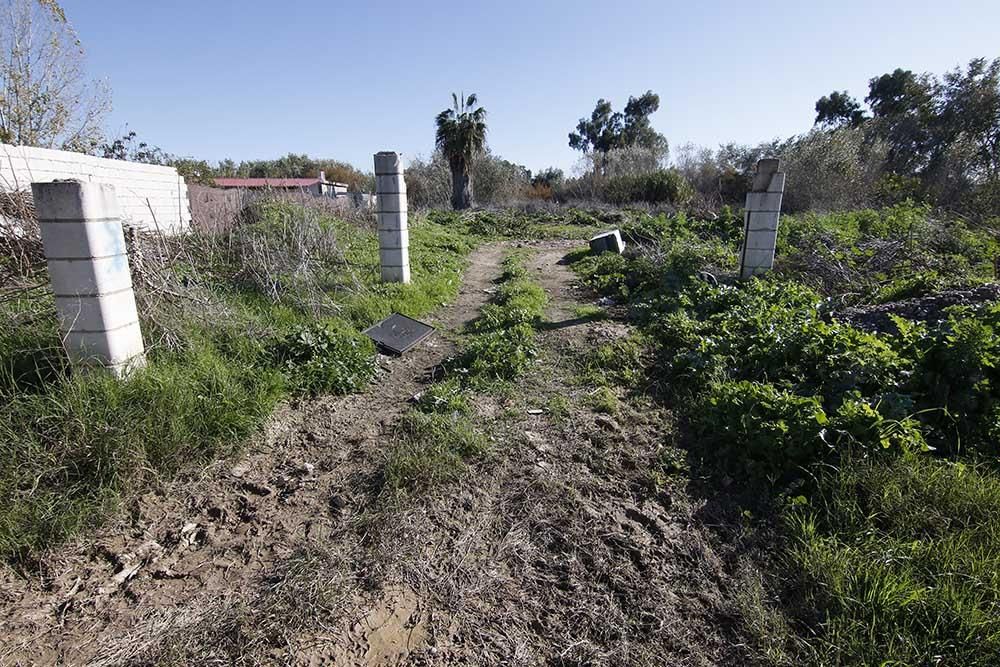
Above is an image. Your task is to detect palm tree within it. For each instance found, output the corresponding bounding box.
[435,92,487,210]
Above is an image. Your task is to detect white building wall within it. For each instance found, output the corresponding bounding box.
[0,143,191,233]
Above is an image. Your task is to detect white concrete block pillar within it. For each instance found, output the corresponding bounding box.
[32,180,146,377]
[739,158,786,280]
[374,151,410,284]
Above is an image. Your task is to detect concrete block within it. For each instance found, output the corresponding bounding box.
[375,151,410,284]
[377,211,408,232]
[378,227,409,249]
[380,264,411,283]
[64,321,145,370]
[31,180,121,221]
[54,290,140,332]
[47,255,133,296]
[745,192,783,212]
[589,229,625,254]
[375,174,406,194]
[745,228,779,250]
[741,247,775,270]
[751,159,780,192]
[746,210,780,232]
[38,219,126,259]
[767,172,786,194]
[374,151,403,175]
[33,180,145,376]
[376,193,407,213]
[379,247,409,268]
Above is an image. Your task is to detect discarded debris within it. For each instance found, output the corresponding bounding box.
[363,313,435,355]
[589,229,625,255]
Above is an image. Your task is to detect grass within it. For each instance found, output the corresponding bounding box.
[567,203,1000,665]
[457,252,548,389]
[380,251,547,496]
[381,411,487,495]
[0,200,476,566]
[546,395,572,423]
[788,453,1000,666]
[585,386,620,415]
[576,333,647,389]
[572,304,608,320]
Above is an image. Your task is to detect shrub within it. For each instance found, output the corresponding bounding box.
[604,169,693,206]
[696,381,830,478]
[271,321,375,396]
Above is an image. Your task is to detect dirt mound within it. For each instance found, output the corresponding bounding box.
[835,283,1000,333]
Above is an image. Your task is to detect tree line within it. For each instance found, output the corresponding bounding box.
[2,0,998,219]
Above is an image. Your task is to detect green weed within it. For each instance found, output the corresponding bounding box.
[0,202,476,564]
[380,411,487,495]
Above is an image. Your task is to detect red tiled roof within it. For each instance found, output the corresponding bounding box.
[214,177,321,188]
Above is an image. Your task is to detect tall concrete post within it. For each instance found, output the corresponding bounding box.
[374,151,410,284]
[738,159,786,280]
[32,180,146,377]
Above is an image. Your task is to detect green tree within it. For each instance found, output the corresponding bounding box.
[938,58,1000,179]
[532,167,564,188]
[568,91,668,156]
[865,68,938,174]
[435,92,487,210]
[814,90,866,127]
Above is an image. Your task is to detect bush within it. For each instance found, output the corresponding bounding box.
[697,380,830,478]
[271,321,375,396]
[404,151,531,208]
[603,169,693,206]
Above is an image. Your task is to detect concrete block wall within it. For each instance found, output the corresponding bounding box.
[0,143,191,233]
[32,181,146,377]
[374,151,410,284]
[739,159,785,280]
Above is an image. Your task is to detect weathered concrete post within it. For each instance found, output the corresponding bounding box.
[32,180,146,377]
[738,159,786,280]
[374,151,410,284]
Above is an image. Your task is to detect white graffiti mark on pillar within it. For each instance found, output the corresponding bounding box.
[374,151,410,284]
[739,158,786,280]
[32,180,146,377]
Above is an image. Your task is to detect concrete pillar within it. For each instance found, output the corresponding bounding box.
[32,180,146,377]
[374,151,410,284]
[739,158,786,280]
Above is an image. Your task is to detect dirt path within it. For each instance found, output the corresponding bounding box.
[1,240,744,666]
[0,244,507,666]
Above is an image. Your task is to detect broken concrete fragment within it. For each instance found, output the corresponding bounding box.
[590,230,625,255]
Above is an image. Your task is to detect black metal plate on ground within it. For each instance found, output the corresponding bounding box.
[363,313,435,355]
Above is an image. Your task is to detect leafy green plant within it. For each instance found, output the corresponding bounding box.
[456,253,547,387]
[272,321,375,396]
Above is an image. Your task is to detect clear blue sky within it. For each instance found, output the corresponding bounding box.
[62,0,1000,175]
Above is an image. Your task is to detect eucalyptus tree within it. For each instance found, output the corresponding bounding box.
[435,92,487,210]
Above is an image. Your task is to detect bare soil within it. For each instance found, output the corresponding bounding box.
[0,240,749,666]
